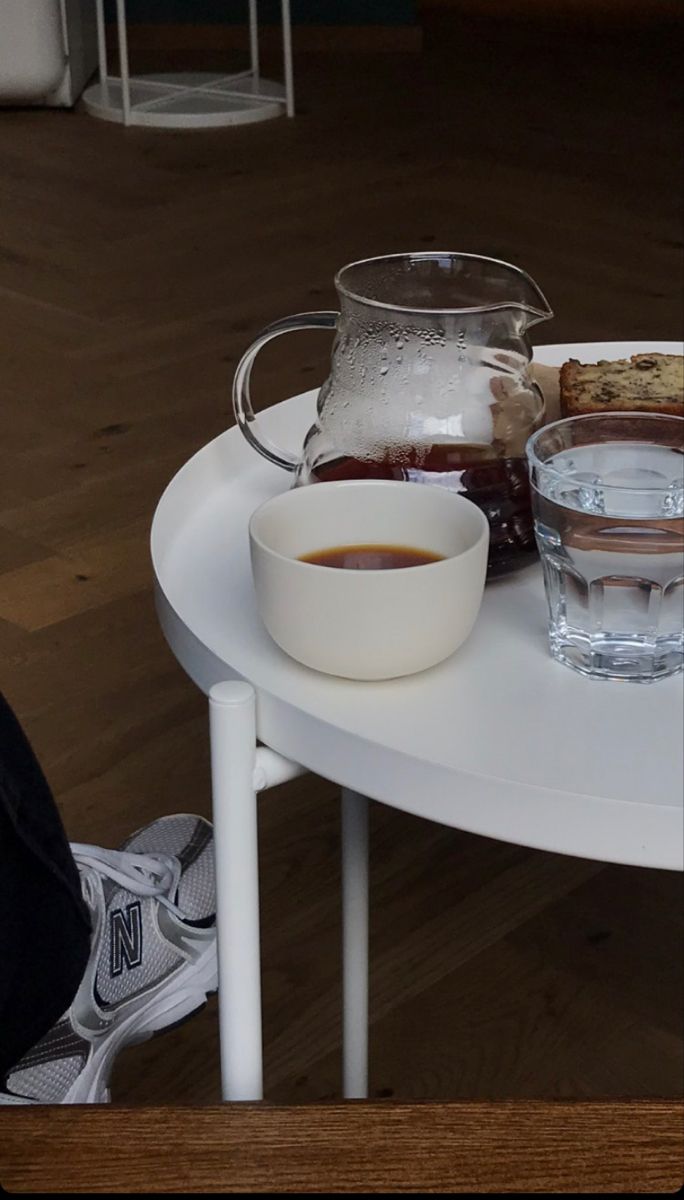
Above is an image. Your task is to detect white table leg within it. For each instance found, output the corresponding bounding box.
[341,788,369,1099]
[94,0,109,105]
[281,0,295,116]
[248,0,260,87]
[115,0,131,126]
[209,681,262,1101]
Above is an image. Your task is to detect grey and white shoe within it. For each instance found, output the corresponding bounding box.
[1,814,217,1105]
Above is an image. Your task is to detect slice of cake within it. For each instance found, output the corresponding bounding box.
[559,353,683,418]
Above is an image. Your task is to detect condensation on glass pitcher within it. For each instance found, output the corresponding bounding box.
[309,316,541,468]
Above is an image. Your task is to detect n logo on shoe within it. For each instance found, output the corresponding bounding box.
[110,901,143,976]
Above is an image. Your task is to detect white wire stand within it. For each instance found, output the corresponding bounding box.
[82,0,294,129]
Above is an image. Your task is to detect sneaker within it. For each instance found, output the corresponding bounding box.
[1,814,217,1104]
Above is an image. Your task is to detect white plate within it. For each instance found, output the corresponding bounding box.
[534,339,683,366]
[533,340,683,422]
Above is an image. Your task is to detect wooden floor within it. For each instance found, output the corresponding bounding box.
[0,12,682,1106]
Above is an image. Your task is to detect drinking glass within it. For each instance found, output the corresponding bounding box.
[526,413,684,682]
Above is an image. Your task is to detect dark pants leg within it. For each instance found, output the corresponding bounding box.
[0,693,91,1078]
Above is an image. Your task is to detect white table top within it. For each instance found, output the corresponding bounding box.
[152,342,684,870]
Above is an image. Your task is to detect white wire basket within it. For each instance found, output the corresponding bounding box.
[82,0,294,128]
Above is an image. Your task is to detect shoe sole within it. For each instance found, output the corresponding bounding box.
[64,939,218,1104]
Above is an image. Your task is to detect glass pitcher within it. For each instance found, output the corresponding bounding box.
[233,252,553,576]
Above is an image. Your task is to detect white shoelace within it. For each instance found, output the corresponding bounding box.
[70,844,184,918]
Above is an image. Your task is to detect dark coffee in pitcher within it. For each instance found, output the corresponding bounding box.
[310,443,537,578]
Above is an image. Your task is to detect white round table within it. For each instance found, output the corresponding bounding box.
[151,341,684,1102]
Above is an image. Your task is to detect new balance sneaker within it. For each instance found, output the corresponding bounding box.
[1,814,217,1105]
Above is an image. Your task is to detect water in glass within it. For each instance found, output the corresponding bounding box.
[529,417,684,682]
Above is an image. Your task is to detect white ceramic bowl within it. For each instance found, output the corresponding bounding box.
[249,480,489,680]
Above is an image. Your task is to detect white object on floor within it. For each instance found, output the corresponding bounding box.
[0,0,97,107]
[82,0,294,128]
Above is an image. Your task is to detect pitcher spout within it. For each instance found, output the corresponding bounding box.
[503,263,554,327]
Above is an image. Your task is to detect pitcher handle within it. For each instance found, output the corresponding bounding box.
[232,311,339,472]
